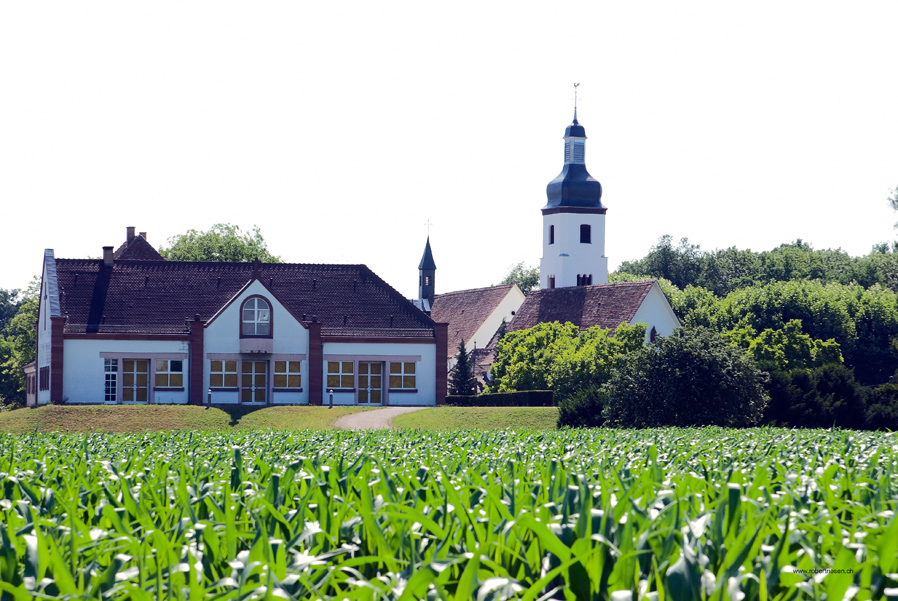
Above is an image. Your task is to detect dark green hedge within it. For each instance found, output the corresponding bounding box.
[444,390,554,407]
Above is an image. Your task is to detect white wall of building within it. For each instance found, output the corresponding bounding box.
[469,287,525,351]
[36,251,59,405]
[322,341,437,406]
[629,282,682,340]
[204,280,310,405]
[62,339,190,404]
[540,212,609,289]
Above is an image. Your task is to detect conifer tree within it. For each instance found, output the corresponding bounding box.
[448,339,477,396]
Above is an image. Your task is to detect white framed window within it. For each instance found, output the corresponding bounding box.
[241,297,271,336]
[104,359,118,402]
[210,360,238,388]
[389,362,416,390]
[122,359,149,402]
[274,361,302,389]
[155,359,183,388]
[326,361,354,389]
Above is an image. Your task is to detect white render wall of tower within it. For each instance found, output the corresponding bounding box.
[539,212,608,289]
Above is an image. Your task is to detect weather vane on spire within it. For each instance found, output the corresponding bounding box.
[424,219,433,236]
[573,83,580,121]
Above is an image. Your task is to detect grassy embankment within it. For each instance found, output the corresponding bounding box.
[0,404,371,434]
[0,404,560,433]
[391,406,558,430]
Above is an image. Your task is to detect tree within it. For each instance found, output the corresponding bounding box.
[159,223,281,263]
[0,277,39,405]
[489,322,580,393]
[448,339,477,396]
[488,321,645,397]
[603,326,768,428]
[499,262,540,296]
[724,319,843,373]
[0,289,21,333]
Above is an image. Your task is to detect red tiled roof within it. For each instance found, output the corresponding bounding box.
[113,236,164,261]
[431,284,516,354]
[508,281,655,333]
[54,259,434,337]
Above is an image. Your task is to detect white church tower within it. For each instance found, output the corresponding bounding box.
[539,88,608,289]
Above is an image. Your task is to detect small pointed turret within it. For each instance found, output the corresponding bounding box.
[418,237,436,306]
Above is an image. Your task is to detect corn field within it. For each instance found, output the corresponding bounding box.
[0,428,896,600]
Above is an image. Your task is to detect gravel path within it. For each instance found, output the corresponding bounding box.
[332,406,428,431]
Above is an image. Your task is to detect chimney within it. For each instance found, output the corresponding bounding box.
[102,246,114,267]
[139,232,147,240]
[126,227,135,243]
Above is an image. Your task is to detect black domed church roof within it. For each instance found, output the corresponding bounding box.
[543,113,605,214]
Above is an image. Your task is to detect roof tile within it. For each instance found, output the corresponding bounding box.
[430,284,516,353]
[508,281,655,333]
[55,259,434,336]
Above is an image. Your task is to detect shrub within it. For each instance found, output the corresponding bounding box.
[557,385,606,428]
[866,383,898,430]
[764,364,869,429]
[444,390,554,407]
[603,326,768,428]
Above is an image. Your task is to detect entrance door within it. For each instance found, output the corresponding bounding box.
[358,362,383,405]
[122,359,149,403]
[241,361,268,403]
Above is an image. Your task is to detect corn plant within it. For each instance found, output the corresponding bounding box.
[0,427,896,600]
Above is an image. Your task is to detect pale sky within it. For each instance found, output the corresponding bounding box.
[2,2,897,299]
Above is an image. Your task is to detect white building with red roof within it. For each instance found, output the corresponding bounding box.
[32,228,448,407]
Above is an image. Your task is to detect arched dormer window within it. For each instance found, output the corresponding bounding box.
[580,224,591,244]
[241,297,272,337]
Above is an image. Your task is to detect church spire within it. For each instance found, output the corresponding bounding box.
[418,236,436,306]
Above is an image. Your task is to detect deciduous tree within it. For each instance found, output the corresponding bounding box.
[159,223,281,263]
[499,262,539,296]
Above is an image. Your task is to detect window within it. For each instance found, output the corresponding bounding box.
[39,366,50,391]
[104,359,118,402]
[155,359,183,388]
[580,224,591,244]
[241,361,268,403]
[564,140,571,163]
[358,362,383,404]
[274,361,302,389]
[573,140,585,162]
[549,225,554,245]
[389,362,416,390]
[424,276,431,286]
[548,276,555,289]
[327,361,354,389]
[210,360,238,388]
[241,297,271,336]
[122,359,149,402]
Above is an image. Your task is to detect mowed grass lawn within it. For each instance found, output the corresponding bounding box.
[0,404,559,433]
[392,406,558,430]
[0,404,372,434]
